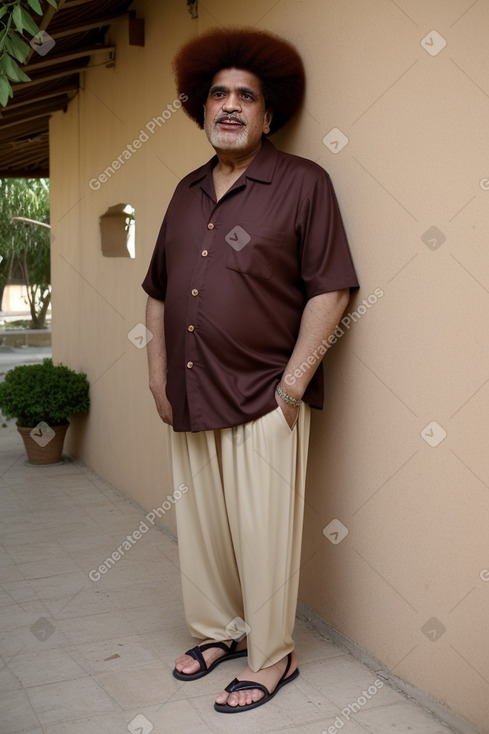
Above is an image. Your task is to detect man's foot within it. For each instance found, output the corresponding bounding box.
[173,638,247,680]
[214,650,298,709]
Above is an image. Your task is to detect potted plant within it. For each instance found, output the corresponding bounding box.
[0,358,90,465]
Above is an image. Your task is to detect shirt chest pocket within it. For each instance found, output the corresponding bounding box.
[225,225,286,280]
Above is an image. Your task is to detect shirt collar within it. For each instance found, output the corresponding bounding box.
[187,138,278,189]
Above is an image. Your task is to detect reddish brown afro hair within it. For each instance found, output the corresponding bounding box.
[173,27,305,134]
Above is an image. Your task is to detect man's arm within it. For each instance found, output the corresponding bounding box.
[275,289,350,426]
[146,296,173,425]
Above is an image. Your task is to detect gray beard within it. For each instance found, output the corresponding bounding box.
[206,123,248,150]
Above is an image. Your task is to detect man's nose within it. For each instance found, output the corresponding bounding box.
[222,93,241,112]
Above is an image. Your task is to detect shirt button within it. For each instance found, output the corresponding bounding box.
[207,222,215,230]
[187,325,195,332]
[186,361,194,369]
[191,289,199,296]
[201,250,208,257]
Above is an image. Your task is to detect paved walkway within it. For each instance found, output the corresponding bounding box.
[0,346,52,377]
[0,419,460,733]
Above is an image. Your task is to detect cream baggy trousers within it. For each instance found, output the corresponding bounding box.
[169,403,311,672]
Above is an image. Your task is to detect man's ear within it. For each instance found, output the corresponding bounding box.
[264,109,273,134]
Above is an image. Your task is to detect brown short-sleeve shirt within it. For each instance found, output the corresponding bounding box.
[142,139,359,432]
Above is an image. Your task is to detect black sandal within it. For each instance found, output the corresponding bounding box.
[214,652,299,713]
[173,639,247,681]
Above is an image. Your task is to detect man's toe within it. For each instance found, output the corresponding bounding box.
[176,654,198,674]
[215,690,230,705]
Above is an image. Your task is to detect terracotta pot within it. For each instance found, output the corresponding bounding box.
[17,422,69,465]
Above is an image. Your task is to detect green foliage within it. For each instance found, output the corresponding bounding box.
[0,358,90,426]
[0,0,60,107]
[0,178,51,327]
[2,319,31,329]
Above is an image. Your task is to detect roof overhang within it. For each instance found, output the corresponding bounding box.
[0,0,140,178]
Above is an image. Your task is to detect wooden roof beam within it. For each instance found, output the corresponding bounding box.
[24,45,114,72]
[11,65,92,91]
[0,104,64,130]
[0,167,49,177]
[58,0,101,9]
[2,84,79,111]
[48,14,129,39]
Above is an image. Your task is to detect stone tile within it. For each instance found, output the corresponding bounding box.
[3,460,82,484]
[47,715,139,734]
[94,665,178,708]
[274,676,340,727]
[2,540,67,564]
[100,579,168,610]
[0,516,49,539]
[6,645,87,687]
[80,557,166,590]
[42,586,117,619]
[48,701,214,734]
[159,538,181,568]
[0,688,41,733]
[0,527,54,547]
[140,625,192,671]
[0,558,24,582]
[17,554,85,579]
[355,700,456,733]
[298,656,405,711]
[293,620,348,664]
[75,633,164,673]
[302,717,368,733]
[0,620,71,658]
[0,602,56,634]
[129,700,218,733]
[58,609,137,644]
[48,521,111,546]
[0,662,23,692]
[29,571,94,600]
[1,579,39,604]
[25,677,119,726]
[121,597,183,633]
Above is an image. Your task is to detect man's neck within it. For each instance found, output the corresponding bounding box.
[213,141,262,177]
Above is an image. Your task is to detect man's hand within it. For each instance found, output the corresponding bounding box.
[146,296,173,425]
[275,389,300,429]
[150,383,173,425]
[275,289,351,428]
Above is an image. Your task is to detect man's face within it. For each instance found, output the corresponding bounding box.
[204,68,273,155]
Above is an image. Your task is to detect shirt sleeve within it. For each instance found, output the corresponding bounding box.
[141,218,167,301]
[298,169,359,298]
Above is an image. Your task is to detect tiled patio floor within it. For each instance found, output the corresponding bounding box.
[0,420,461,734]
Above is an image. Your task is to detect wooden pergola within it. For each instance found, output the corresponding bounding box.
[0,0,143,177]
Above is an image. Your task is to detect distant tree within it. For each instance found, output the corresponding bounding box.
[0,178,51,328]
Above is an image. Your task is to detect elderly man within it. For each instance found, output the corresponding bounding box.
[142,27,359,713]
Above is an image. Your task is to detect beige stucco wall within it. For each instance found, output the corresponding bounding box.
[50,1,489,730]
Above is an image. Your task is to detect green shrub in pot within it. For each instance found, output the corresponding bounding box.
[0,358,90,464]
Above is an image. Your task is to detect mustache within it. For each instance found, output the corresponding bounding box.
[215,113,246,125]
